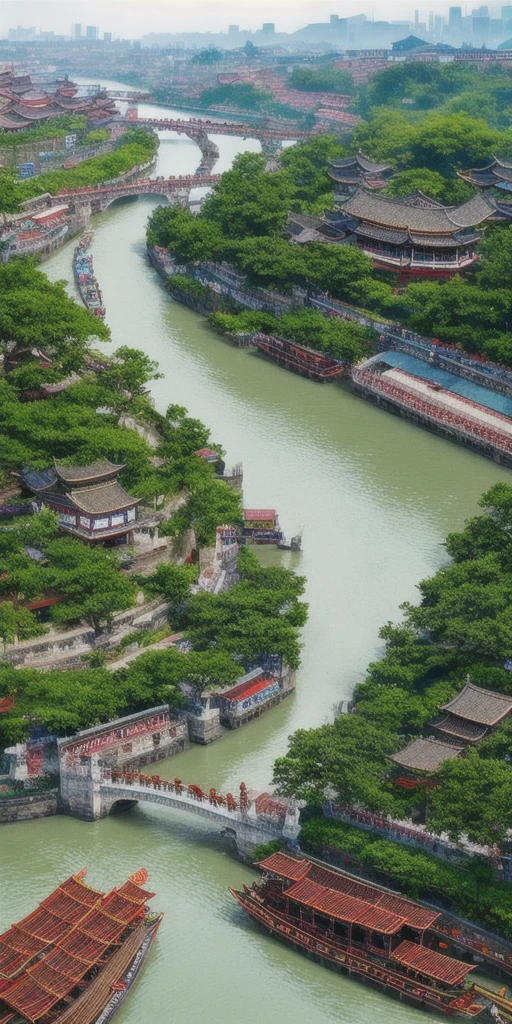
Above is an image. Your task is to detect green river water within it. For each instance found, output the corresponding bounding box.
[1,89,510,1024]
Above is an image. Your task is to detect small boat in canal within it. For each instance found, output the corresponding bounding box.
[0,867,162,1024]
[230,851,512,1021]
[73,233,106,317]
[253,333,347,382]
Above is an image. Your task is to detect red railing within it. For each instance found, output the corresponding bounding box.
[353,369,512,455]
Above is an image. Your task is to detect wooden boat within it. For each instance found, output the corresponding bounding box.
[0,868,163,1024]
[73,233,106,317]
[229,852,510,1021]
[253,333,347,382]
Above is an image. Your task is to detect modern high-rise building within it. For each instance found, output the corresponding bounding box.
[103,31,112,43]
[86,25,98,41]
[262,23,275,33]
[228,24,240,35]
[449,6,463,24]
[72,23,82,39]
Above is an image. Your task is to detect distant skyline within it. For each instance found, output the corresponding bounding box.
[0,0,493,39]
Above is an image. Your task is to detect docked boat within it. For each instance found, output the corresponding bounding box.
[253,333,347,382]
[230,851,511,1021]
[73,233,106,317]
[0,868,162,1024]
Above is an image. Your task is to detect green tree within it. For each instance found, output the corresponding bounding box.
[428,749,512,844]
[192,47,223,65]
[45,539,136,635]
[201,153,295,238]
[101,346,163,397]
[0,602,46,649]
[0,167,21,220]
[383,167,473,205]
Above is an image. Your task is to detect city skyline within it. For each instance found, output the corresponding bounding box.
[2,0,507,39]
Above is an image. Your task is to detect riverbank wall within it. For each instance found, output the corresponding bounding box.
[0,790,58,824]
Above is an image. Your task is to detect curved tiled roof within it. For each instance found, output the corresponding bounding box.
[439,680,512,726]
[54,459,125,484]
[339,188,496,234]
[433,713,488,742]
[68,480,140,515]
[330,153,391,174]
[391,939,475,986]
[390,736,464,772]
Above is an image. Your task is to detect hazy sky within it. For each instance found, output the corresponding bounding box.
[1,0,461,37]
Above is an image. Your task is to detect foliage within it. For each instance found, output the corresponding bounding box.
[280,135,346,207]
[162,472,243,548]
[0,115,87,149]
[401,276,512,363]
[140,562,199,619]
[168,275,213,301]
[0,168,21,217]
[300,817,512,939]
[383,168,473,205]
[191,48,223,65]
[199,83,271,111]
[100,346,162,397]
[201,153,295,238]
[84,128,111,145]
[45,539,136,634]
[0,602,46,648]
[0,258,110,368]
[183,547,307,670]
[289,67,355,96]
[15,129,157,201]
[250,839,284,863]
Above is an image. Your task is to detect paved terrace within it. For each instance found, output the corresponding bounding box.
[382,367,512,437]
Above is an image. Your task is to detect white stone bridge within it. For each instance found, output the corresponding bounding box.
[115,115,312,159]
[54,173,221,213]
[61,758,300,855]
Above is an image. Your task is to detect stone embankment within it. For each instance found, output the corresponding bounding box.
[0,790,58,823]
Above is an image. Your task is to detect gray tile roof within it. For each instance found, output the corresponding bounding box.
[22,467,57,492]
[339,188,496,234]
[433,713,488,742]
[68,480,140,515]
[390,737,464,772]
[439,680,512,726]
[54,459,125,484]
[329,153,391,174]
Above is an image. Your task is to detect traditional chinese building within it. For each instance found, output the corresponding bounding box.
[458,157,512,193]
[432,679,512,744]
[390,679,512,778]
[22,459,141,545]
[328,152,395,202]
[325,189,497,277]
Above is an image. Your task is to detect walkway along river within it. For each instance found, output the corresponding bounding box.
[2,88,511,1024]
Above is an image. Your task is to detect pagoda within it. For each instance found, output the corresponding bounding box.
[390,679,512,777]
[324,188,497,277]
[328,152,395,202]
[22,459,141,545]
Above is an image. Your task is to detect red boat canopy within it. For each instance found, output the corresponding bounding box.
[243,509,276,521]
[391,939,475,986]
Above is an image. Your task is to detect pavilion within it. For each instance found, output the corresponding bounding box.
[22,459,141,546]
[390,679,512,777]
[328,152,395,201]
[323,188,497,276]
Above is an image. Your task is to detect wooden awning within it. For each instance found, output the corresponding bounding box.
[286,877,405,935]
[391,939,475,986]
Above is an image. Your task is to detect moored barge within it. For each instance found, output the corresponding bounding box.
[230,852,511,1020]
[253,333,347,382]
[73,233,106,317]
[0,867,162,1024]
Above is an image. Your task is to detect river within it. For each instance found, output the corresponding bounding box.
[1,87,509,1024]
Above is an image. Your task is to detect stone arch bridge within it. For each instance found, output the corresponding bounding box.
[116,115,313,159]
[54,173,221,214]
[62,759,300,856]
